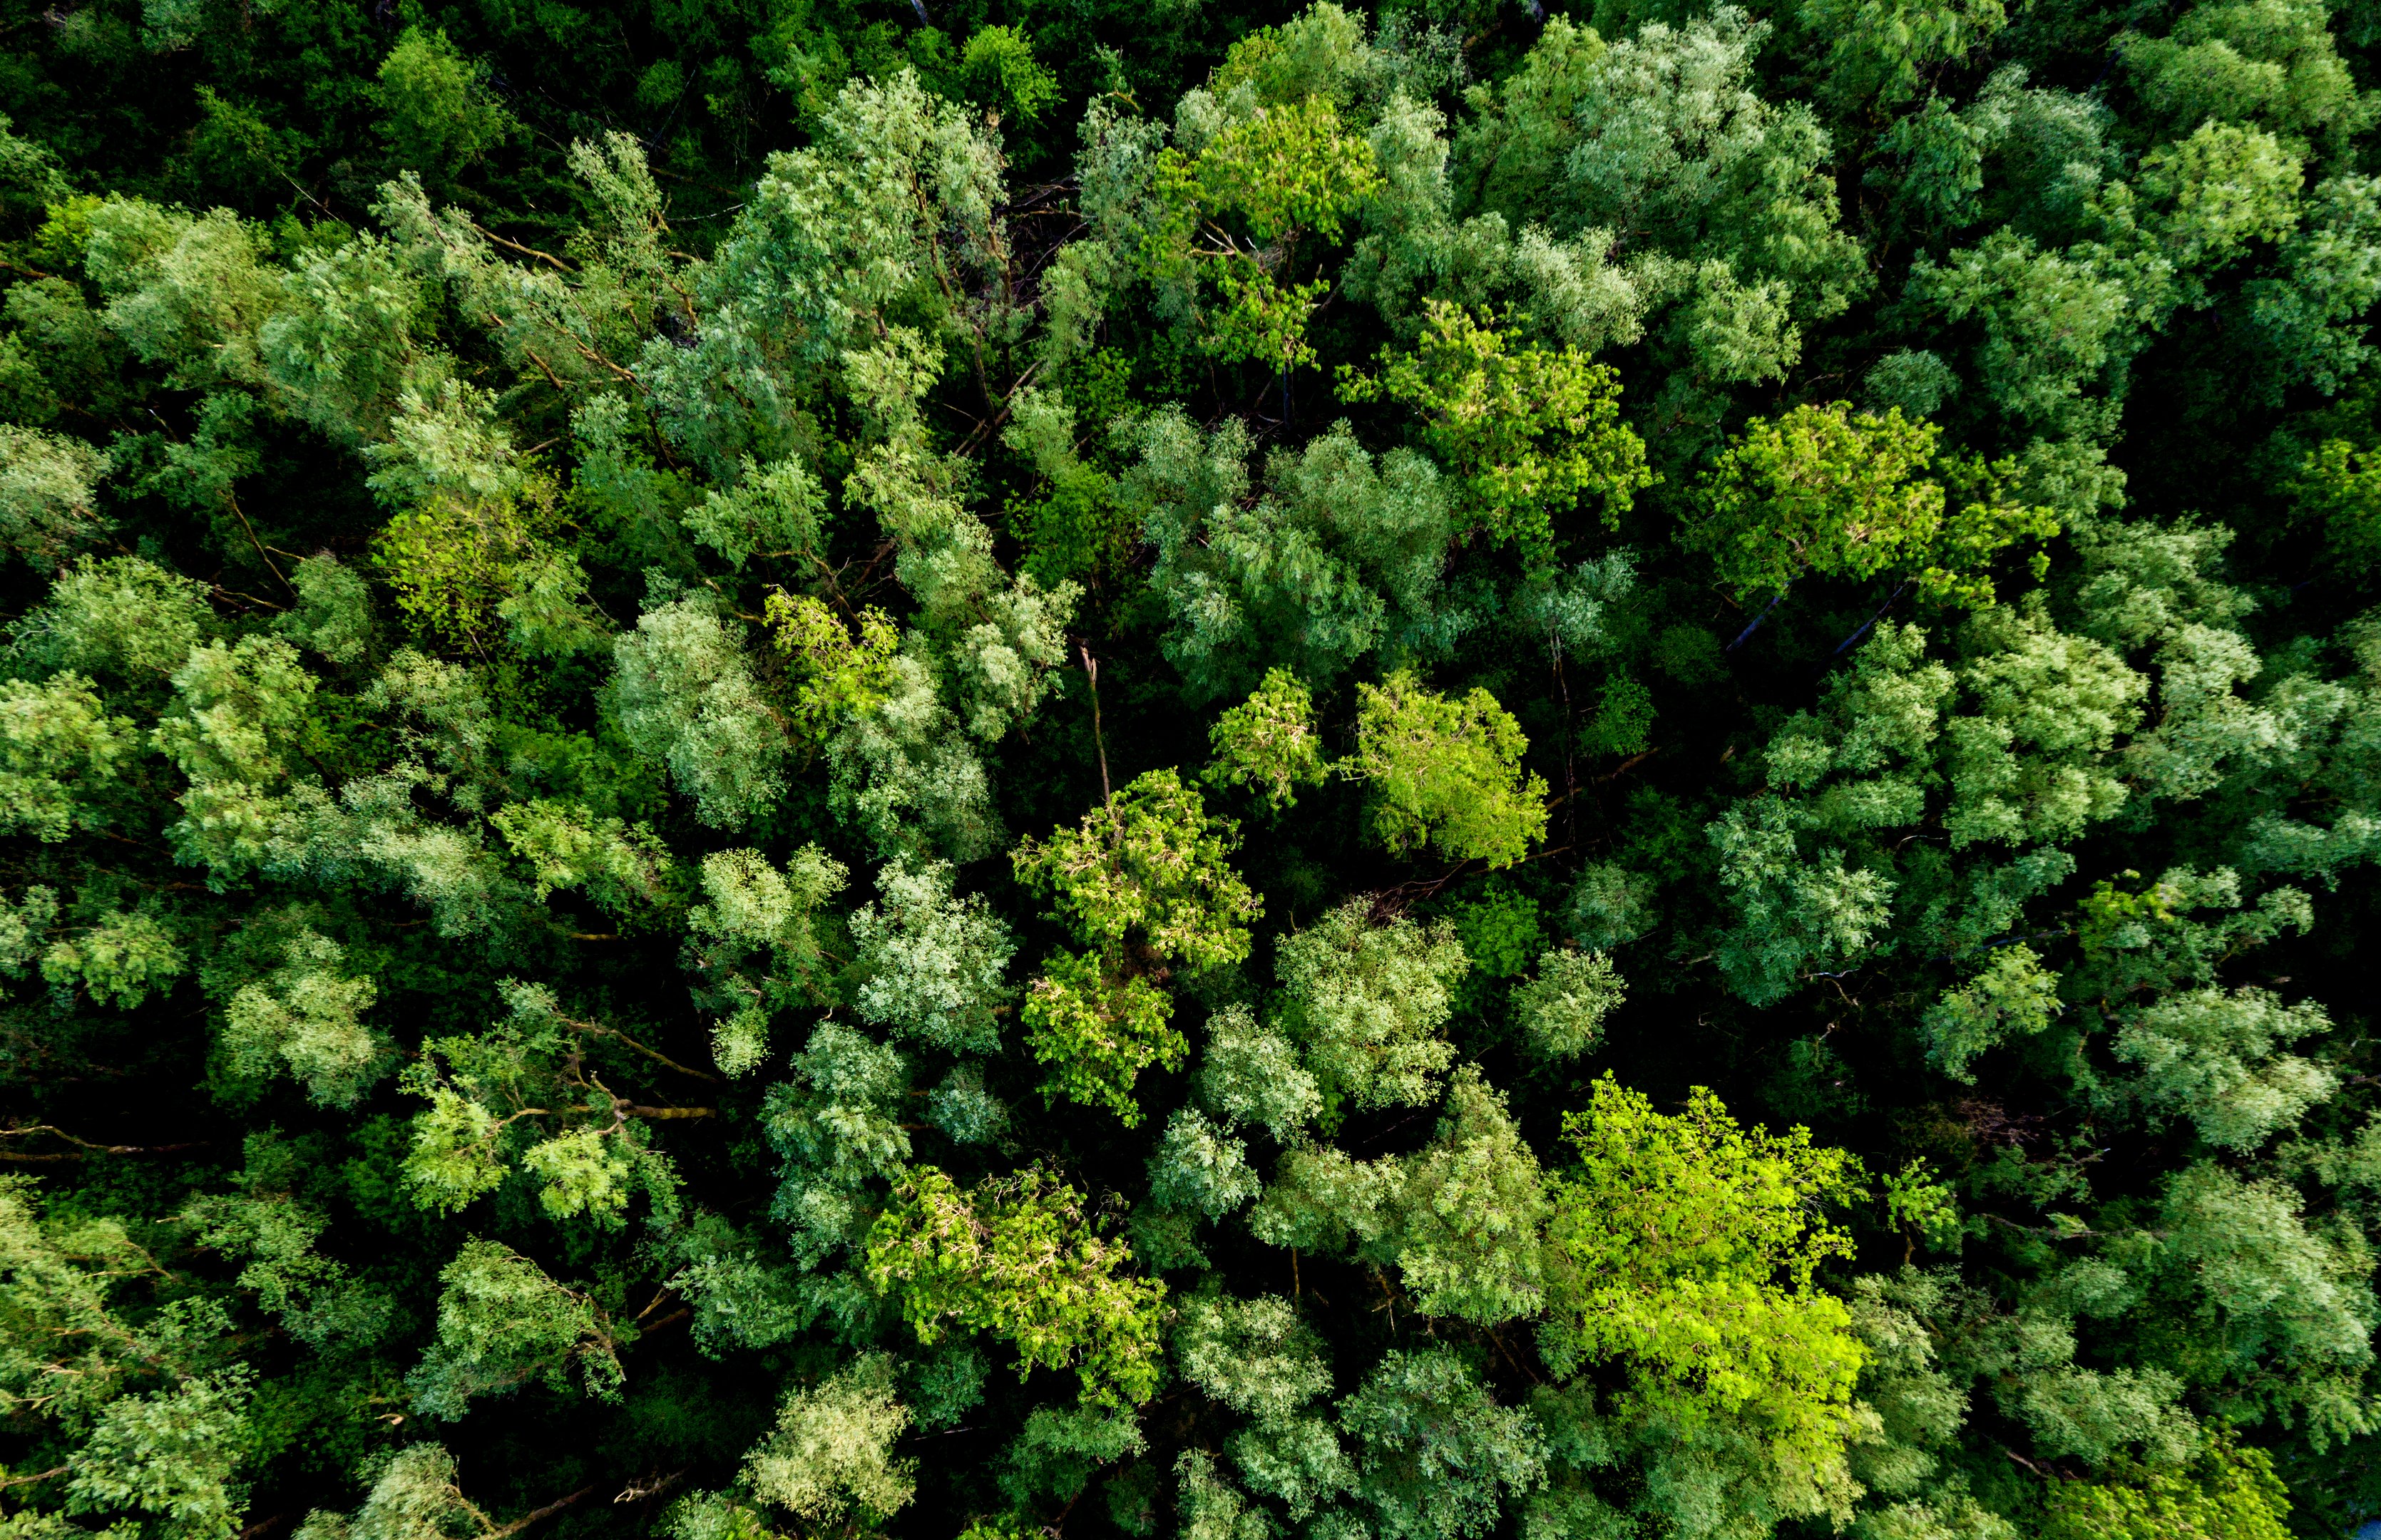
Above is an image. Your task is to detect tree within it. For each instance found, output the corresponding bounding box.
[1338,301,1654,569]
[1141,93,1383,371]
[9,6,2381,1538]
[865,1165,1167,1407]
[744,1354,916,1525]
[1512,948,1625,1059]
[1274,899,1468,1113]
[1345,669,1548,867]
[406,1241,625,1419]
[2042,1433,2293,1540]
[1337,1348,1546,1540]
[1543,1078,1869,1484]
[1020,950,1182,1124]
[1204,669,1328,811]
[372,28,518,183]
[1691,403,2055,604]
[849,855,1014,1055]
[1013,769,1261,975]
[606,596,789,830]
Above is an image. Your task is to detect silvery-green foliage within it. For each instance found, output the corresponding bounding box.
[374,135,677,398]
[361,378,532,511]
[2109,986,2335,1150]
[763,1021,911,1268]
[825,648,1000,862]
[605,594,788,829]
[1506,552,1634,662]
[684,455,826,571]
[1558,9,1865,339]
[1944,602,2144,848]
[1338,1348,1547,1540]
[1147,1107,1259,1219]
[2161,1161,2377,1381]
[6,555,212,682]
[1133,412,1460,700]
[850,856,1013,1054]
[1560,863,1657,950]
[685,845,845,1040]
[257,230,434,443]
[1177,1293,1335,1420]
[1176,1449,1272,1540]
[946,573,1080,743]
[1199,1004,1323,1141]
[0,425,106,571]
[927,1063,1010,1146]
[290,1444,476,1540]
[1175,1290,1350,1516]
[1709,795,1895,1008]
[1511,949,1623,1059]
[222,928,386,1108]
[1845,1271,1972,1500]
[667,1216,809,1356]
[639,72,1011,480]
[83,197,282,388]
[1275,900,1468,1112]
[744,1352,916,1524]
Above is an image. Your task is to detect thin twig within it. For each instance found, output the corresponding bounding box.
[485,1485,598,1540]
[1079,641,1112,812]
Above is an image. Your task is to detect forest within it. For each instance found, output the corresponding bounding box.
[2,0,2380,1534]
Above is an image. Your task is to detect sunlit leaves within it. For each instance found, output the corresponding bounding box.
[866,1165,1166,1407]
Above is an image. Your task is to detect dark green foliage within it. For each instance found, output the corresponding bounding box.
[4,2,2381,1539]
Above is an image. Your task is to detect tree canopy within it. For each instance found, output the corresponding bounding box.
[3,1,2381,1539]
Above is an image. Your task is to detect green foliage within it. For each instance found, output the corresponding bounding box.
[1144,94,1383,370]
[1512,948,1624,1059]
[1693,402,2056,605]
[1545,1078,1868,1483]
[1922,943,2062,1081]
[607,596,789,828]
[408,1240,624,1419]
[373,28,518,182]
[8,6,2381,1538]
[2042,1432,2292,1540]
[850,856,1013,1054]
[1338,1348,1545,1540]
[0,672,134,841]
[865,1165,1166,1407]
[1339,302,1653,569]
[1013,769,1261,973]
[1205,669,1328,811]
[961,28,1058,125]
[763,592,901,742]
[1346,669,1548,867]
[1021,949,1182,1125]
[220,927,386,1107]
[0,426,106,571]
[1275,899,1468,1112]
[744,1353,915,1524]
[1880,1159,1965,1253]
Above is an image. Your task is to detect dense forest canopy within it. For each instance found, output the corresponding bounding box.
[4,0,2381,1536]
